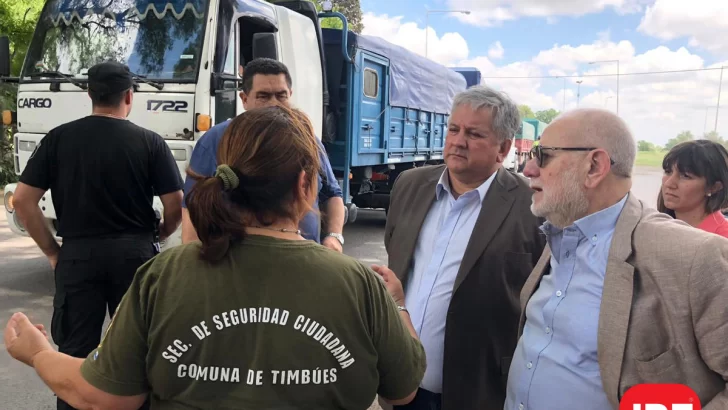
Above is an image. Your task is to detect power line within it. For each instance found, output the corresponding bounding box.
[481,66,726,79]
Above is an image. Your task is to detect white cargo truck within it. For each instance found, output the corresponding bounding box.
[1,0,345,250]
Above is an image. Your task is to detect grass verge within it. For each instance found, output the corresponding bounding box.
[635,150,666,168]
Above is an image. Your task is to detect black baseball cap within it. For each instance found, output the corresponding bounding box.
[87,61,134,95]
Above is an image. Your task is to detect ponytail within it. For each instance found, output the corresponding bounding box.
[186,165,248,263]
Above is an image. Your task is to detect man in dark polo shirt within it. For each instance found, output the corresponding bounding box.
[181,58,346,251]
[12,60,183,410]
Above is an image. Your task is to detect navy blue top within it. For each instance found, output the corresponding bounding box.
[182,119,343,243]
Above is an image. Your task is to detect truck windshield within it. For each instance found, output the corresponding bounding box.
[22,0,208,81]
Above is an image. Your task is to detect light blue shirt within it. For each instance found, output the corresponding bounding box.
[505,194,628,410]
[404,169,496,393]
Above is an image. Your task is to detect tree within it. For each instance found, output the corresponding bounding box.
[535,108,559,124]
[638,140,658,152]
[304,0,363,33]
[664,131,694,150]
[0,0,44,187]
[0,0,43,76]
[703,130,725,143]
[518,105,535,120]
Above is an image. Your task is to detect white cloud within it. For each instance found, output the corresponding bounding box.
[446,0,648,27]
[358,11,728,146]
[361,12,468,66]
[455,56,558,110]
[532,40,635,71]
[597,29,611,42]
[638,0,728,56]
[488,41,504,60]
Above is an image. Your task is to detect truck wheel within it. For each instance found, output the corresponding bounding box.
[345,203,358,224]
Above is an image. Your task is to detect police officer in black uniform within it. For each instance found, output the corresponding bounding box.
[12,61,183,410]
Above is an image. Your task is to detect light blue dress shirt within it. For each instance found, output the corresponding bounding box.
[505,194,628,410]
[404,169,497,393]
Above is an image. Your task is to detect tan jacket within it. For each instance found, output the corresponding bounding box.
[518,193,728,409]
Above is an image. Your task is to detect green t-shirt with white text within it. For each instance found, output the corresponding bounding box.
[80,235,425,409]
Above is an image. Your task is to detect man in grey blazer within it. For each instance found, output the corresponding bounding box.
[374,85,547,410]
[506,108,728,410]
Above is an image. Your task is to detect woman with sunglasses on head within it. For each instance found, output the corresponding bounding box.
[657,139,728,238]
[4,105,425,410]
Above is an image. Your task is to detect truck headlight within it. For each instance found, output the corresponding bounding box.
[18,140,36,152]
[4,191,14,213]
[171,149,187,161]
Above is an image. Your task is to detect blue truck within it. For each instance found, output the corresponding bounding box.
[321,28,471,218]
[452,67,482,88]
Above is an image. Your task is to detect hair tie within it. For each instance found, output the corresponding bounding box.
[215,164,240,191]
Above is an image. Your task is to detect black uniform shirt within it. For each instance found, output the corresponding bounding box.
[20,116,183,239]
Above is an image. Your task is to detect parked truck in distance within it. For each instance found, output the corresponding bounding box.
[1,0,474,249]
[525,118,548,144]
[513,120,536,172]
[452,67,481,88]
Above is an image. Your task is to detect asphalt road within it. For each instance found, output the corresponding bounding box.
[0,167,663,409]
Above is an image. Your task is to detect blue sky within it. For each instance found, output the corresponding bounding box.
[358,0,728,145]
[361,0,715,64]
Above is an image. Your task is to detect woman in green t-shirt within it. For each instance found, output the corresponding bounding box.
[5,105,426,409]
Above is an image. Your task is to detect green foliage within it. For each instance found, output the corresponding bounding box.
[638,140,658,152]
[702,130,728,149]
[0,0,43,77]
[518,105,535,119]
[313,0,363,33]
[517,106,560,124]
[535,108,559,124]
[265,0,363,32]
[0,0,43,187]
[0,112,16,187]
[664,131,694,150]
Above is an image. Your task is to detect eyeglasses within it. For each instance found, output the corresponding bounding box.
[528,145,615,168]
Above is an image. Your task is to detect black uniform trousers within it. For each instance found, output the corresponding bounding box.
[393,388,442,410]
[51,232,157,410]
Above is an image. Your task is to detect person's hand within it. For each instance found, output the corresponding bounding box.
[4,312,53,367]
[322,236,343,253]
[47,253,58,271]
[371,265,405,306]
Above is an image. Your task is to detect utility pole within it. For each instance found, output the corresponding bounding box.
[562,77,566,111]
[589,60,619,114]
[716,66,724,133]
[576,80,583,107]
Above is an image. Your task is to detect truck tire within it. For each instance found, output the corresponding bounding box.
[345,203,358,224]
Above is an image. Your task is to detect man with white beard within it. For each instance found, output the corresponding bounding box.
[505,108,728,410]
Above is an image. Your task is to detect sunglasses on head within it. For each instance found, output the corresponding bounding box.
[529,145,616,168]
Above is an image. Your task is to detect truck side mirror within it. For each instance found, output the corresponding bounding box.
[0,36,11,77]
[252,33,278,60]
